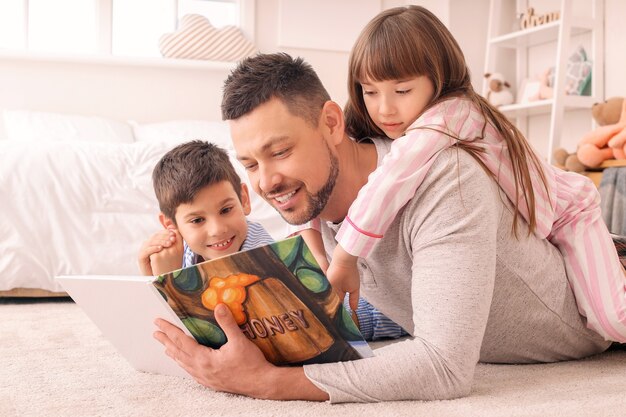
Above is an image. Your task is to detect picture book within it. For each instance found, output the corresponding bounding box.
[153,235,372,365]
[57,235,372,377]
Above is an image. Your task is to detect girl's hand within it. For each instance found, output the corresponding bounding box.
[327,244,360,312]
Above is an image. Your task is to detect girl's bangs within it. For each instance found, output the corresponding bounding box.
[355,31,425,83]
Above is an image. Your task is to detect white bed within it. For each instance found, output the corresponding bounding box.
[0,110,288,296]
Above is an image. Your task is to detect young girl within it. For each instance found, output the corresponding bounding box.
[324,5,626,342]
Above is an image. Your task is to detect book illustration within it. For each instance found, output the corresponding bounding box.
[200,272,260,325]
[153,235,368,366]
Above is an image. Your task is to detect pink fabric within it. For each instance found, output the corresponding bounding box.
[336,97,626,342]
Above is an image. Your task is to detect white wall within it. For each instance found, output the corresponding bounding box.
[0,0,622,136]
[254,0,488,107]
[0,57,232,123]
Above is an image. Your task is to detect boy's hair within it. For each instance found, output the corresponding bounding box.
[152,140,242,223]
[344,5,549,237]
[221,52,330,126]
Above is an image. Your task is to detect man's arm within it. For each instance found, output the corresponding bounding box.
[153,304,329,401]
[304,150,501,403]
[154,151,501,403]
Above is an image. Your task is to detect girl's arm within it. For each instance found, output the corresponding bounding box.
[336,100,467,258]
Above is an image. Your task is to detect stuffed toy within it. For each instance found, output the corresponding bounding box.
[576,97,626,168]
[536,46,592,101]
[553,147,590,172]
[536,67,554,100]
[553,147,589,173]
[484,72,514,107]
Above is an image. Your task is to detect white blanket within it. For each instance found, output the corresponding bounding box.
[0,140,287,292]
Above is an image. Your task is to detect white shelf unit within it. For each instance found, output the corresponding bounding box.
[483,0,604,161]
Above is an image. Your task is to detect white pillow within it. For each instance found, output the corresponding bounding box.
[2,110,134,143]
[130,120,233,150]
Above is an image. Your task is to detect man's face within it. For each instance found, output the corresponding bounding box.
[230,98,339,225]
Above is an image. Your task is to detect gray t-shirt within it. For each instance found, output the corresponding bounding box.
[303,139,610,403]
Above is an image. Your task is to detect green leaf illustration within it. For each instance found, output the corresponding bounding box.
[270,237,299,268]
[182,317,226,348]
[172,267,203,293]
[301,242,321,268]
[296,267,329,293]
[336,306,363,341]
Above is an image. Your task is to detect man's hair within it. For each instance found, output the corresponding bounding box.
[221,52,331,126]
[152,140,242,222]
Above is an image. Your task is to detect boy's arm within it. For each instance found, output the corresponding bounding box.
[137,229,183,276]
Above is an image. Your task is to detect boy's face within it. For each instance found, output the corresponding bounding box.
[173,181,251,260]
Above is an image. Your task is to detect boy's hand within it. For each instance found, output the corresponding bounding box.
[137,228,182,276]
[327,244,360,312]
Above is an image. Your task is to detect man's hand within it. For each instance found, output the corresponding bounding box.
[137,228,183,276]
[153,304,329,401]
[154,304,276,398]
[326,244,360,312]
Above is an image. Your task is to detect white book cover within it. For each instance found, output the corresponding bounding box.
[56,274,189,378]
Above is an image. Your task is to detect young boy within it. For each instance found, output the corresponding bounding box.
[137,140,274,276]
[139,140,408,341]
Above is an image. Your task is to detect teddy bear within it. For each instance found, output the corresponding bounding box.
[575,97,626,168]
[484,72,514,107]
[553,147,589,173]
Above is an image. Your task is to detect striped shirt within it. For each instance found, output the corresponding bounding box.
[336,97,626,343]
[345,295,409,341]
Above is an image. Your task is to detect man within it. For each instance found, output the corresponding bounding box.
[154,53,610,403]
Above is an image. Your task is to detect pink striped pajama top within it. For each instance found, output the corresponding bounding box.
[336,97,626,342]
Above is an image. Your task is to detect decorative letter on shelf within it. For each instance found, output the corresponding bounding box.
[520,8,560,30]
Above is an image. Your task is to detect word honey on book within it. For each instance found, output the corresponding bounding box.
[153,236,369,365]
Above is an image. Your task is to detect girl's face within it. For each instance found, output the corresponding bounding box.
[360,75,435,139]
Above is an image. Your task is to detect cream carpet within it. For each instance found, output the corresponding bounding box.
[1,298,625,417]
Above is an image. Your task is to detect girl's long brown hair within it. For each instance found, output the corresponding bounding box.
[345,5,549,236]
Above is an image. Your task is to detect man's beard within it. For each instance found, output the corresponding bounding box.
[271,149,339,226]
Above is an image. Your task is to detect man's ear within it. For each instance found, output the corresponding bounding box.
[239,183,252,216]
[320,100,345,145]
[158,213,176,229]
